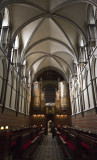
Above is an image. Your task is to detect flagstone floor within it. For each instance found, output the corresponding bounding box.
[33,133,64,160]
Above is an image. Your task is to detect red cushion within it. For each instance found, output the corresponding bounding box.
[66,140,75,151]
[81,142,90,149]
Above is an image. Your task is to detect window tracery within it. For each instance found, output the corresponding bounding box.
[0,8,10,51]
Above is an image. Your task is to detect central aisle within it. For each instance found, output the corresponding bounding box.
[33,133,64,160]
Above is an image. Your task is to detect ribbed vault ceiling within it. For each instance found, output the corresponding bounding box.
[0,0,97,82]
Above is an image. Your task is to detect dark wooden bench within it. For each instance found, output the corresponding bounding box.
[79,133,97,159]
[0,127,45,160]
[56,126,97,160]
[56,129,73,160]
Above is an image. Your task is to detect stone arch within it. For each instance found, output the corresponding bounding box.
[34,67,66,82]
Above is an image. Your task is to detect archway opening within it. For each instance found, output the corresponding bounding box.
[47,120,54,134]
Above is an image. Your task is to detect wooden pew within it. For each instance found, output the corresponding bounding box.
[79,133,97,160]
[0,130,11,160]
[0,126,45,160]
[56,129,73,160]
[12,127,44,159]
[57,126,97,160]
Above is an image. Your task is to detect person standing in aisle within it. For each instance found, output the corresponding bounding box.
[51,125,55,138]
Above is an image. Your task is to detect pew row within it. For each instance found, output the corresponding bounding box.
[56,126,97,160]
[0,126,45,160]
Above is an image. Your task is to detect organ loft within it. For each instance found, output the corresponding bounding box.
[0,0,97,160]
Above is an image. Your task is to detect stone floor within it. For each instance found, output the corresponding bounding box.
[33,133,64,160]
